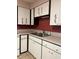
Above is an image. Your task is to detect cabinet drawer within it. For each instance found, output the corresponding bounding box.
[29,36,42,44]
[43,41,61,53]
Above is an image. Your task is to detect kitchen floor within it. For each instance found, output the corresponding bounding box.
[17,52,35,59]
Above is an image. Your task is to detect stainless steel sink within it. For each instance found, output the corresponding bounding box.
[31,32,50,37]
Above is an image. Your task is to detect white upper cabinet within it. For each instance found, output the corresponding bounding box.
[18,7,23,24]
[35,6,41,17]
[18,7,30,25]
[50,0,61,25]
[30,9,34,25]
[35,1,49,17]
[41,2,49,16]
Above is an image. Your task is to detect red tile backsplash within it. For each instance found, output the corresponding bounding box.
[17,17,61,32]
[17,25,30,29]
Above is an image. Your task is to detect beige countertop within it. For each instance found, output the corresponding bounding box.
[29,34,61,46]
[17,32,61,46]
[43,36,61,46]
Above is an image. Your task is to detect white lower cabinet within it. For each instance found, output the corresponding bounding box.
[29,39,33,55]
[42,46,60,59]
[17,36,20,56]
[29,35,61,59]
[29,36,41,59]
[21,35,27,53]
[17,49,19,56]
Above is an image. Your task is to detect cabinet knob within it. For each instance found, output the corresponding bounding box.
[26,18,27,24]
[56,49,58,51]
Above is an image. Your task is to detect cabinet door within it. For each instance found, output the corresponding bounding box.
[18,7,23,24]
[17,37,19,51]
[50,0,61,25]
[18,7,30,25]
[29,38,41,59]
[29,39,34,55]
[31,9,34,25]
[17,36,20,56]
[35,7,39,17]
[22,8,30,25]
[35,6,41,17]
[42,46,51,59]
[22,8,27,25]
[33,41,41,59]
[26,9,30,25]
[21,35,27,53]
[41,2,49,16]
[42,46,61,59]
[35,2,49,17]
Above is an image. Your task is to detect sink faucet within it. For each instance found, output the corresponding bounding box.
[43,30,45,34]
[42,30,51,36]
[42,30,46,36]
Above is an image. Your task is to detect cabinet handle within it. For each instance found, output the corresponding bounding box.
[54,14,57,23]
[49,51,50,53]
[49,51,53,54]
[41,7,43,14]
[38,8,40,15]
[26,18,27,24]
[22,18,23,24]
[50,52,53,54]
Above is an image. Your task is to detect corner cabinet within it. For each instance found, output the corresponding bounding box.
[35,1,49,17]
[18,7,30,25]
[50,0,61,25]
